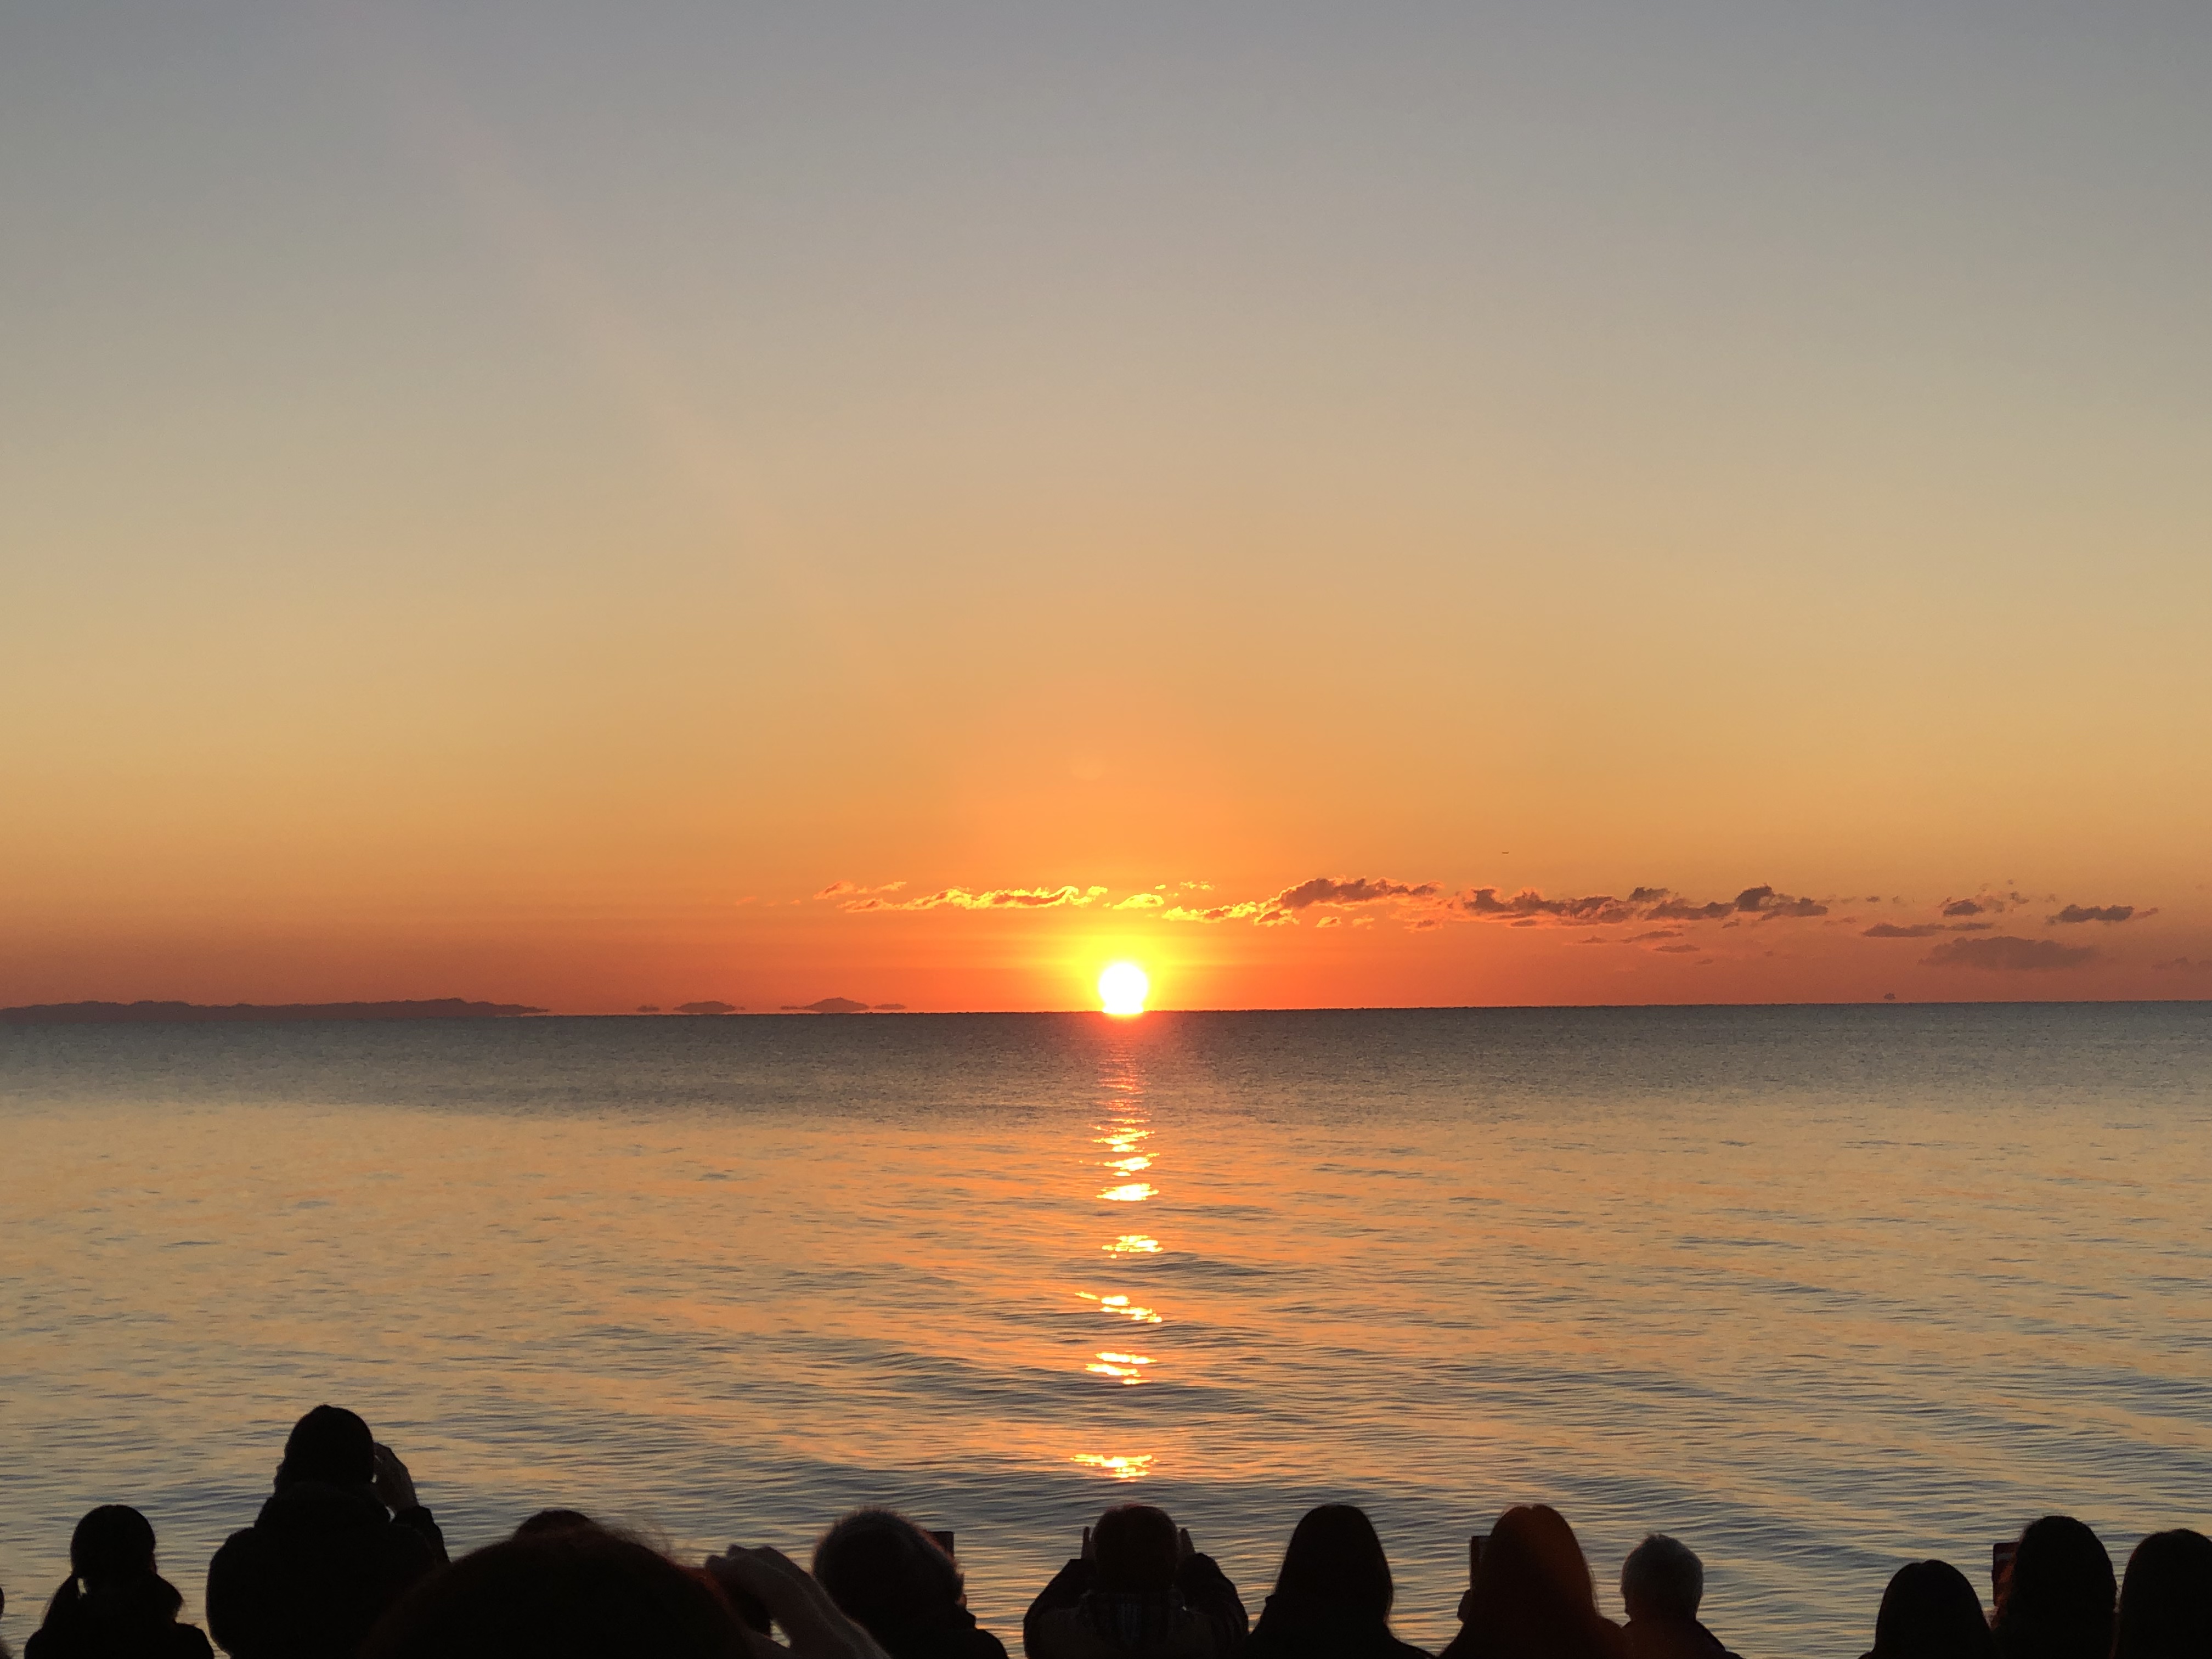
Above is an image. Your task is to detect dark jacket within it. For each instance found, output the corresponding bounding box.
[1025,1556,1248,1659]
[1245,1593,1429,1659]
[1623,1617,1736,1659]
[1440,1612,1624,1659]
[206,1481,446,1659]
[26,1611,213,1659]
[864,1604,1011,1659]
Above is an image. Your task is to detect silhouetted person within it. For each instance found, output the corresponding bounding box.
[26,1506,211,1659]
[1244,1504,1426,1659]
[1438,1505,1622,1659]
[812,1509,1007,1659]
[2114,1531,2212,1659]
[1619,1535,1736,1659]
[206,1406,447,1659]
[1024,1505,1248,1659]
[1859,1561,1994,1659]
[512,1511,601,1541]
[363,1528,749,1659]
[1993,1517,2114,1659]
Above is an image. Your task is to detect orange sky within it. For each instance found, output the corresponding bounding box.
[3,4,2207,1012]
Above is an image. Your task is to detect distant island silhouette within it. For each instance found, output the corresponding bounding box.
[0,998,548,1025]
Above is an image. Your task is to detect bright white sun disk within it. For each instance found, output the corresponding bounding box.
[1098,962,1149,1015]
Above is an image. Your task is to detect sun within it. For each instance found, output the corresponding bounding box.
[1097,961,1149,1016]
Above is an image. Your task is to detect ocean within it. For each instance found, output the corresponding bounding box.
[2,1004,2208,1656]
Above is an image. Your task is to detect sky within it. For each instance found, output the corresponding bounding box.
[3,1,2208,1013]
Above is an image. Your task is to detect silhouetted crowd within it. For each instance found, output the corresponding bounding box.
[6,1406,2208,1659]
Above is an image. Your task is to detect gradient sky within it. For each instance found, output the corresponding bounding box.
[4,2,2208,1012]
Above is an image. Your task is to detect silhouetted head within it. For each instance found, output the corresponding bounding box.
[514,1510,601,1540]
[42,1505,183,1632]
[1870,1560,1993,1659]
[1272,1504,1393,1618]
[1996,1517,2115,1659]
[279,1404,376,1488]
[1093,1505,1180,1594]
[1462,1504,1606,1659]
[1622,1535,1703,1622]
[363,1527,749,1659]
[811,1509,963,1640]
[2115,1530,2212,1659]
[69,1506,158,1590]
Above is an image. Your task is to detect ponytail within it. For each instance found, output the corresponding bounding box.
[43,1573,84,1630]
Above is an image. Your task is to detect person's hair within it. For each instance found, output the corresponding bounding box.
[811,1509,963,1639]
[1996,1516,2115,1659]
[514,1510,601,1539]
[1622,1535,1704,1621]
[1870,1560,1994,1659]
[279,1404,377,1487]
[2114,1530,2212,1659]
[1271,1504,1394,1618]
[362,1528,749,1659]
[1459,1504,1607,1659]
[41,1505,185,1635]
[1092,1505,1181,1594]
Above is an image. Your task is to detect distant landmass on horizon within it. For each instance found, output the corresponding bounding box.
[0,998,549,1025]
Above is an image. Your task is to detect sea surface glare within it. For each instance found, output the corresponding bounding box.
[2,1005,2209,1655]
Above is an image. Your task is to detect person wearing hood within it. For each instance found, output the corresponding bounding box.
[1244,1505,1427,1659]
[206,1405,448,1659]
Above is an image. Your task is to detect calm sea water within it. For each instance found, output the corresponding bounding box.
[3,1006,2209,1656]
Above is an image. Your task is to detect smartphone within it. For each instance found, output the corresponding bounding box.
[929,1530,956,1558]
[1991,1541,2018,1604]
[1469,1533,1487,1578]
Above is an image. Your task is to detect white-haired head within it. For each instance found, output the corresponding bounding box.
[1622,1533,1705,1621]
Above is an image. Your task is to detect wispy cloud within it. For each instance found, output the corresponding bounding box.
[815,879,906,900]
[1921,935,2096,971]
[1160,899,1273,923]
[1437,883,1827,927]
[2049,903,2143,925]
[1113,893,1166,910]
[1274,876,1440,911]
[1940,891,2033,917]
[844,884,1108,912]
[1162,874,1437,926]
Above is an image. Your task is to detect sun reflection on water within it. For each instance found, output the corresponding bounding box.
[1085,1350,1155,1384]
[1070,1453,1154,1480]
[1077,1291,1162,1324]
[1074,1036,1171,1470]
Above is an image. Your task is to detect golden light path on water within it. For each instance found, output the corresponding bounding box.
[1078,1032,1166,1460]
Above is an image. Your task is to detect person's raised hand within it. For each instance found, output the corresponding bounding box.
[1177,1527,1195,1562]
[1081,1526,1094,1561]
[371,1442,418,1514]
[704,1545,889,1659]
